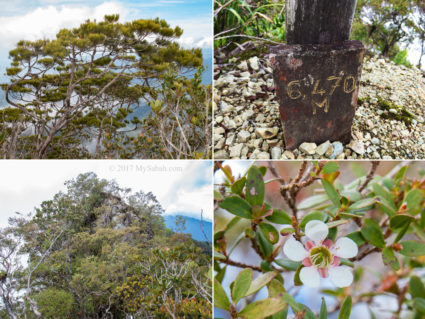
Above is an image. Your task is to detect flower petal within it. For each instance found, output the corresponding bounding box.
[283,237,308,261]
[300,266,320,287]
[329,266,353,287]
[305,220,328,243]
[333,237,358,258]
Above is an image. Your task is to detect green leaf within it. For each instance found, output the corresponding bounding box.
[399,240,425,257]
[390,214,415,230]
[232,268,253,304]
[215,251,226,260]
[214,278,230,310]
[322,179,341,208]
[257,230,273,258]
[338,296,352,319]
[258,222,279,244]
[322,162,339,174]
[266,209,292,224]
[274,258,301,271]
[326,220,349,228]
[267,279,285,297]
[372,183,397,210]
[258,166,267,176]
[299,211,326,230]
[320,298,327,319]
[245,272,277,297]
[231,177,247,195]
[298,194,329,210]
[361,218,385,248]
[347,197,376,211]
[214,190,223,201]
[219,196,252,219]
[404,189,423,216]
[413,297,425,313]
[409,276,425,299]
[280,294,317,319]
[394,166,408,185]
[293,264,303,286]
[245,166,265,206]
[238,298,287,319]
[382,247,400,271]
[346,231,366,246]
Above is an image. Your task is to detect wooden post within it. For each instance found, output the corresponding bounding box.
[270,0,364,150]
[286,0,357,44]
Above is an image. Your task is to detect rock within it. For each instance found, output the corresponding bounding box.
[225,134,235,146]
[229,144,243,158]
[257,151,270,159]
[214,150,228,159]
[215,127,225,135]
[271,147,282,159]
[371,137,380,145]
[255,127,278,139]
[330,142,343,159]
[283,150,295,159]
[237,130,251,143]
[299,142,317,155]
[215,138,225,149]
[238,60,248,71]
[325,145,334,158]
[249,57,260,71]
[215,116,223,124]
[336,153,345,160]
[220,101,233,113]
[316,140,331,156]
[347,140,365,155]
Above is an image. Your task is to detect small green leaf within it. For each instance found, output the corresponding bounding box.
[274,258,302,271]
[390,214,415,230]
[298,194,329,210]
[245,166,265,206]
[361,218,385,248]
[266,209,292,224]
[214,190,223,201]
[382,247,400,271]
[346,231,366,246]
[214,278,230,310]
[322,179,341,208]
[326,220,349,228]
[320,298,327,319]
[394,166,408,185]
[347,197,376,211]
[258,222,279,244]
[404,189,423,216]
[245,272,277,297]
[232,268,253,304]
[257,230,273,258]
[299,211,326,230]
[219,196,252,219]
[215,251,226,260]
[293,264,303,286]
[409,276,425,299]
[413,297,425,313]
[231,177,247,195]
[267,279,285,297]
[399,240,425,257]
[322,162,339,174]
[258,166,267,176]
[238,298,287,319]
[338,296,352,319]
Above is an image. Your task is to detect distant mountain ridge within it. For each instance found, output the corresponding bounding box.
[164,214,212,242]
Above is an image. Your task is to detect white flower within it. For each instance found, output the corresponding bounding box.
[283,220,358,288]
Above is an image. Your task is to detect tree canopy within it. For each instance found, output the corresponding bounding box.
[1,15,211,159]
[0,172,212,318]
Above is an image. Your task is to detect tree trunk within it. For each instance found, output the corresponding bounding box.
[286,0,357,44]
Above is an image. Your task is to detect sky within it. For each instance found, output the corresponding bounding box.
[0,160,213,228]
[0,0,212,77]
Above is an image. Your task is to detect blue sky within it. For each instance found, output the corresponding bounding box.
[0,160,213,228]
[0,0,212,77]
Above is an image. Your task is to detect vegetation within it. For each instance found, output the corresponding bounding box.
[0,15,211,159]
[214,161,425,318]
[0,172,212,318]
[214,0,425,67]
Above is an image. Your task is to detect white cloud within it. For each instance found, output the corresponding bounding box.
[0,1,128,50]
[168,17,212,49]
[0,160,213,228]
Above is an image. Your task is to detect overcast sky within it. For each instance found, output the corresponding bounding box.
[0,160,213,228]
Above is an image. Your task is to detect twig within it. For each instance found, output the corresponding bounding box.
[358,161,380,192]
[220,258,262,272]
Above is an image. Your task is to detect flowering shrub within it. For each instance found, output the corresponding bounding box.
[214,161,425,318]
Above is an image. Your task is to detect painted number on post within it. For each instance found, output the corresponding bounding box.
[286,75,357,114]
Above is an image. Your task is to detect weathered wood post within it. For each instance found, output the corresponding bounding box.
[270,0,364,150]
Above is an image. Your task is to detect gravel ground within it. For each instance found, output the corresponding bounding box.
[213,55,425,159]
